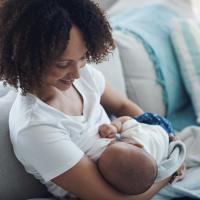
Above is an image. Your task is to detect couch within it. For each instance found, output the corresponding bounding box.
[0,0,197,199]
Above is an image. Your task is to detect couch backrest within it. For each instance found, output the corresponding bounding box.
[0,88,51,200]
[92,40,127,97]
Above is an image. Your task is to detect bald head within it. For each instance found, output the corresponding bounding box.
[98,142,157,195]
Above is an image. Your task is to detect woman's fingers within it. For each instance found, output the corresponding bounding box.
[169,135,177,142]
[169,164,186,184]
[175,164,186,181]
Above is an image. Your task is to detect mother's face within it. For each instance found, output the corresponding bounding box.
[44,25,87,91]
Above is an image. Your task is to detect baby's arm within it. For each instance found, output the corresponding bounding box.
[99,116,132,138]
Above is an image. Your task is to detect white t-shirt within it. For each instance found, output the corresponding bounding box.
[9,65,111,197]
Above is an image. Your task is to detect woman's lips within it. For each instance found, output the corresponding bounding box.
[59,79,74,84]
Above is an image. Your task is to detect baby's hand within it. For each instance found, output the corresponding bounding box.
[99,124,118,138]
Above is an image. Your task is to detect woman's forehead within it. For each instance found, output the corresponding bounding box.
[58,25,87,62]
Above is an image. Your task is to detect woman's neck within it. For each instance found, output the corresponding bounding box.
[33,86,58,103]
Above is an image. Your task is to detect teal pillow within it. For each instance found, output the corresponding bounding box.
[111,4,189,116]
[171,19,200,124]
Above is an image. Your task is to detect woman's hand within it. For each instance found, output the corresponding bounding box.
[168,135,186,183]
[169,135,178,142]
[169,164,186,184]
[175,164,186,181]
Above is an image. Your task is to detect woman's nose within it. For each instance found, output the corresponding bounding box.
[71,61,82,79]
[73,67,80,79]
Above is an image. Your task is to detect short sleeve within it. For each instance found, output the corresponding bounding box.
[17,124,84,182]
[86,65,106,95]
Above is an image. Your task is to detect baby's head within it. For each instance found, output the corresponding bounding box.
[97,141,157,195]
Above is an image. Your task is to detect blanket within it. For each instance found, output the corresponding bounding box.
[155,140,186,183]
[153,126,200,199]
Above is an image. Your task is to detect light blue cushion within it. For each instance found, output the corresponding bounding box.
[111,4,189,117]
[171,19,200,124]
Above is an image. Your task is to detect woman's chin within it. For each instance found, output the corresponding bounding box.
[56,84,72,91]
[56,80,73,90]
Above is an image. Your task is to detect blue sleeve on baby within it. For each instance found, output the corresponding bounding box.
[134,112,175,135]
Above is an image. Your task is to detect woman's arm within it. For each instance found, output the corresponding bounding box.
[52,155,170,200]
[100,81,144,117]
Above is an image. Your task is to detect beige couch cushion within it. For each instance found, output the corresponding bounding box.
[0,88,51,199]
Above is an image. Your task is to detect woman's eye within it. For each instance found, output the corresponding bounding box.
[56,62,70,68]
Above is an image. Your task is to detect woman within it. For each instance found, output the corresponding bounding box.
[0,0,173,199]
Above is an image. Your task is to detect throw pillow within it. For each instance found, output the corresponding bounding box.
[113,30,166,116]
[171,19,200,124]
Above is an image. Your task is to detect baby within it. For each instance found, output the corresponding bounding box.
[98,139,158,195]
[97,113,178,195]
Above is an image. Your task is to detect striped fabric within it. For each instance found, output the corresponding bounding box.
[171,19,200,124]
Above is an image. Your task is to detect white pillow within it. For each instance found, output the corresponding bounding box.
[91,40,127,97]
[0,90,17,131]
[113,31,166,116]
[0,81,11,97]
[171,19,200,124]
[0,81,17,96]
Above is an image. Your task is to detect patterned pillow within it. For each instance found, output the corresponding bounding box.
[171,19,200,124]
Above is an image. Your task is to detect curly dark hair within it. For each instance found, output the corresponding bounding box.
[0,0,115,95]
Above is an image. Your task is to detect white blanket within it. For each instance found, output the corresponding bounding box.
[153,126,200,199]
